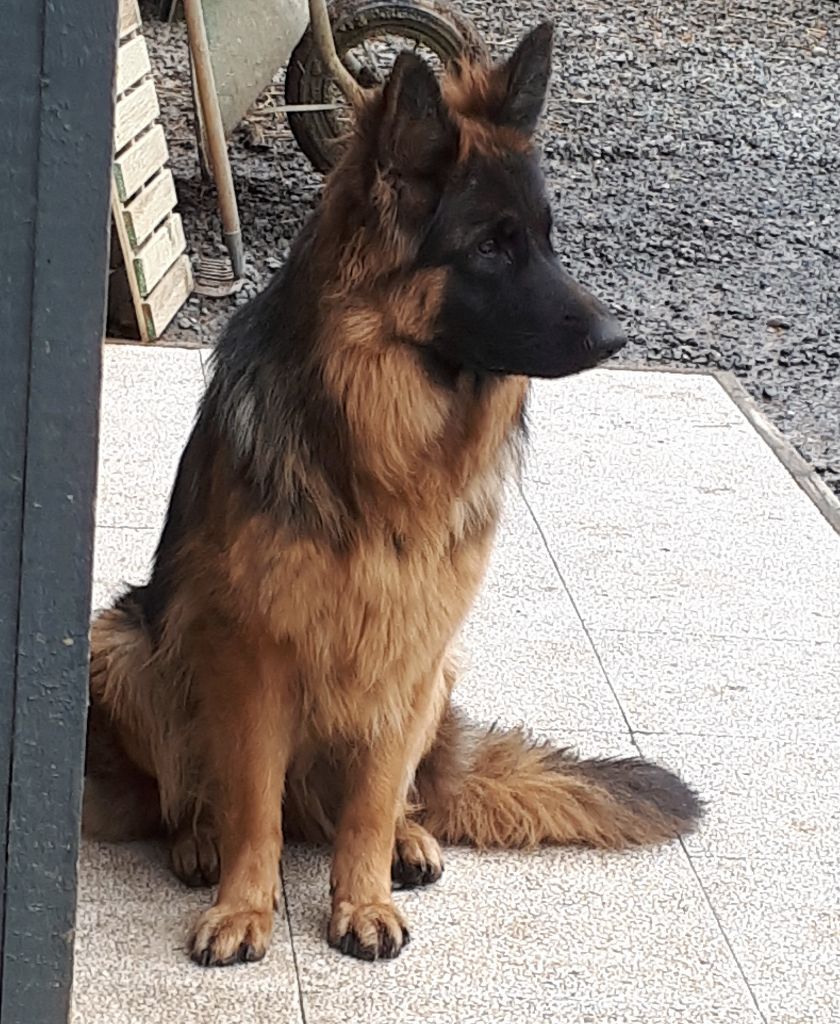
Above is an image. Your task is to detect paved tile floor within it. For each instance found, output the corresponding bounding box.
[72,344,840,1024]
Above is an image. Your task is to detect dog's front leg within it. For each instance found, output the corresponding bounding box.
[188,635,295,967]
[328,666,446,960]
[328,734,412,961]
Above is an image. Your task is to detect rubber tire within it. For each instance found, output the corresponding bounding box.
[285,0,486,174]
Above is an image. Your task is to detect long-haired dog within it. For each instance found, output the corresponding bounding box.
[85,22,701,965]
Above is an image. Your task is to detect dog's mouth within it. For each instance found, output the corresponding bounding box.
[420,284,628,384]
[484,318,628,381]
[483,267,629,381]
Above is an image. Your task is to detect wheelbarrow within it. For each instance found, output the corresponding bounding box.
[181,0,484,291]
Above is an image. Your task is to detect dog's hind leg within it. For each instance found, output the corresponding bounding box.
[83,701,163,842]
[188,631,297,967]
[84,606,166,842]
[170,812,220,888]
[389,648,459,891]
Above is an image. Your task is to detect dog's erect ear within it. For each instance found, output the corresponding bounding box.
[379,51,457,177]
[495,22,554,135]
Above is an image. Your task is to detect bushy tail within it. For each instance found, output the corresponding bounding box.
[414,708,702,849]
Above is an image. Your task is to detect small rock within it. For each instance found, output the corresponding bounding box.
[766,316,792,329]
[763,385,778,400]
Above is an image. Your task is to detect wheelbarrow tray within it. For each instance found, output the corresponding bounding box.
[201,0,309,136]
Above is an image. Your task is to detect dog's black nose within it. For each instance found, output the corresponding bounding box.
[589,315,627,358]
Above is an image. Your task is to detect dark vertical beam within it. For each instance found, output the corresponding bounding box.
[0,0,44,912]
[0,0,119,1021]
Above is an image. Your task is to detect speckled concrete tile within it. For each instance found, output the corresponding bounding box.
[282,842,759,1024]
[90,526,158,612]
[524,369,802,508]
[456,490,626,735]
[588,630,840,739]
[84,351,840,1019]
[522,371,840,640]
[689,855,840,1024]
[71,842,303,1024]
[522,528,840,641]
[97,345,204,529]
[637,735,840,862]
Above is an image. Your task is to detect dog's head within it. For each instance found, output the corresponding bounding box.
[323,22,626,381]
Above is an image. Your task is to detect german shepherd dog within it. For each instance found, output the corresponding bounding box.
[84,22,701,966]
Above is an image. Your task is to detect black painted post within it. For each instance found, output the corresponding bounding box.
[0,1,118,1021]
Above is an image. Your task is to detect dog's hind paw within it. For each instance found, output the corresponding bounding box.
[170,824,220,888]
[392,821,443,889]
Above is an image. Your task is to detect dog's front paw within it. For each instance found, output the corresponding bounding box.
[189,905,273,967]
[392,821,443,889]
[328,899,410,961]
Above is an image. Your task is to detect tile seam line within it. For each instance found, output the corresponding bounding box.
[280,861,309,1024]
[198,347,210,385]
[632,728,840,740]
[519,484,768,1022]
[517,483,635,740]
[589,625,840,647]
[675,835,769,1024]
[94,523,162,532]
[104,336,212,353]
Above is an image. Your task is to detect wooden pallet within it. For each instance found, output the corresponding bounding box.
[111,0,193,341]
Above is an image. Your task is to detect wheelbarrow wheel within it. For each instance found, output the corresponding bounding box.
[285,0,486,174]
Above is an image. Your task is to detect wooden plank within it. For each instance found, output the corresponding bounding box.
[121,168,177,245]
[112,123,166,200]
[119,0,141,38]
[110,186,149,340]
[141,253,193,339]
[115,34,151,96]
[133,213,186,297]
[113,78,159,152]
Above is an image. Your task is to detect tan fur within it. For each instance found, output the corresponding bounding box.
[86,363,522,963]
[88,606,193,826]
[443,59,534,160]
[84,39,699,966]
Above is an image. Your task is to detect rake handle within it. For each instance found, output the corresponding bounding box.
[182,0,244,278]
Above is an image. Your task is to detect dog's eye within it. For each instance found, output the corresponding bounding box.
[476,238,500,258]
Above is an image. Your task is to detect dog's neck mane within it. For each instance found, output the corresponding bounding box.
[203,229,526,551]
[203,57,532,550]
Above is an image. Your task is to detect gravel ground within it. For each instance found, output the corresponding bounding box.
[136,0,840,495]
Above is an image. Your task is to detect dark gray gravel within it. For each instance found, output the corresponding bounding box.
[138,0,840,496]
